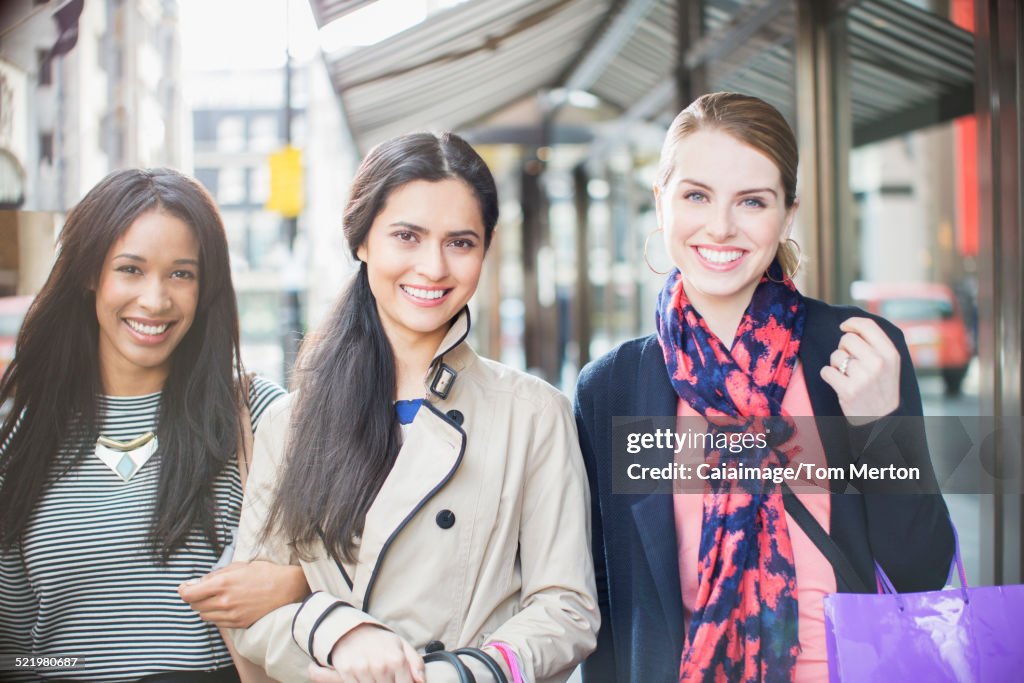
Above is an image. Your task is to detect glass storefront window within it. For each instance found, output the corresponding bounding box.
[832,1,982,582]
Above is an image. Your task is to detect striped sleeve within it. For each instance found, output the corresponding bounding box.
[247,375,286,433]
[0,546,39,681]
[0,413,36,681]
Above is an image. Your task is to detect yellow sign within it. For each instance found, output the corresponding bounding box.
[266,146,304,217]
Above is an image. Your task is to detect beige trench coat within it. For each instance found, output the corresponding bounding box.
[231,312,599,682]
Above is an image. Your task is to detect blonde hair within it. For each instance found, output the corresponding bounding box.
[656,92,800,276]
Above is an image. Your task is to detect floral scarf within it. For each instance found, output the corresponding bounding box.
[655,261,806,683]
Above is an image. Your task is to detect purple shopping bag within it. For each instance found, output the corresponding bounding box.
[823,533,1024,682]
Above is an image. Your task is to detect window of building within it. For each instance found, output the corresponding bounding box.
[218,167,246,205]
[216,116,245,153]
[248,212,280,271]
[250,164,270,204]
[219,210,246,245]
[192,111,218,151]
[194,168,218,197]
[37,49,52,86]
[291,113,308,147]
[249,115,279,152]
[111,46,123,80]
[39,132,54,164]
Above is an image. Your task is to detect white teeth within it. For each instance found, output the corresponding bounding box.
[402,286,446,300]
[697,247,743,264]
[125,319,169,336]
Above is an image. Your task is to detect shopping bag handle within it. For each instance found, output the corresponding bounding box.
[424,650,476,683]
[874,519,969,605]
[783,482,966,602]
[453,648,509,683]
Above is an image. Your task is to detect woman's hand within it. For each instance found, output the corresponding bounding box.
[311,624,425,683]
[178,561,310,628]
[819,317,901,424]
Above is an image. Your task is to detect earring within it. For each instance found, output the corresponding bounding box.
[767,237,803,283]
[644,227,671,276]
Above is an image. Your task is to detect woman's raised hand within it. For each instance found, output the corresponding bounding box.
[178,561,309,628]
[819,317,901,424]
[308,624,425,683]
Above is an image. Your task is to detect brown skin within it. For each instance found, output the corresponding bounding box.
[178,561,310,628]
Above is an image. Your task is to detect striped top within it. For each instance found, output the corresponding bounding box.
[0,377,285,681]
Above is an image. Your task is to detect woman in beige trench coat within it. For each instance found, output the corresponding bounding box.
[231,132,599,683]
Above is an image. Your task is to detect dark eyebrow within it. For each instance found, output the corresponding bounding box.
[390,222,482,240]
[445,229,482,240]
[112,253,198,266]
[390,221,428,233]
[112,253,146,262]
[678,179,778,197]
[738,187,778,197]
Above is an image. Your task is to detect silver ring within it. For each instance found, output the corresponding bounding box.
[838,355,851,376]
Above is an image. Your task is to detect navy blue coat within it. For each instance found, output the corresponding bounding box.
[574,297,955,683]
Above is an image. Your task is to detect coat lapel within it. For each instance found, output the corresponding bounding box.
[800,298,843,417]
[349,405,466,610]
[630,336,685,651]
[347,309,473,611]
[799,298,856,494]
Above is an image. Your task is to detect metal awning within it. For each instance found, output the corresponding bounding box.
[319,0,615,151]
[844,0,974,145]
[312,0,975,152]
[308,0,378,27]
[580,0,974,144]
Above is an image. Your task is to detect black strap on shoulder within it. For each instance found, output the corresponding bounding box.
[453,648,508,683]
[424,650,476,683]
[780,482,873,594]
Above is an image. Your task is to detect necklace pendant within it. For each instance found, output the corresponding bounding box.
[94,432,158,483]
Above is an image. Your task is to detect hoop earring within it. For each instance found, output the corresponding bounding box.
[767,237,803,283]
[644,227,671,276]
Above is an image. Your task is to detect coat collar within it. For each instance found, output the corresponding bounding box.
[432,308,471,365]
[423,308,473,399]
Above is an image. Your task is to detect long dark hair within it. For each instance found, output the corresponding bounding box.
[0,168,243,562]
[265,132,498,562]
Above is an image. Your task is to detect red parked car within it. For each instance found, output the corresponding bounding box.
[851,282,974,395]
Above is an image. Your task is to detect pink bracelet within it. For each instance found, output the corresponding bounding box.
[488,641,525,683]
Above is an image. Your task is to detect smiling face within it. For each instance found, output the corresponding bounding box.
[655,128,797,317]
[356,178,486,352]
[94,210,200,395]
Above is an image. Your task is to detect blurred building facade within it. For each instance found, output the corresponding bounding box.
[186,62,357,385]
[0,0,185,294]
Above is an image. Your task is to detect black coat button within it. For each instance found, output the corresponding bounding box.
[436,509,456,529]
[446,409,464,426]
[425,640,445,653]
